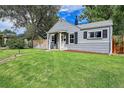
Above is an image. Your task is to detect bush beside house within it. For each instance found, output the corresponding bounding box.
[6,38,26,49]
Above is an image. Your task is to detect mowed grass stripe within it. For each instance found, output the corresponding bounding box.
[0,49,124,87]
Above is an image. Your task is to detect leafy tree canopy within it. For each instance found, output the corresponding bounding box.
[84,5,124,35]
[0,5,59,47]
[0,6,59,38]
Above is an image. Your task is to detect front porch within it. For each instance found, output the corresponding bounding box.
[47,32,68,50]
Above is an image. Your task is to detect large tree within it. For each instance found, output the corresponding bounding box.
[84,5,124,35]
[0,5,59,47]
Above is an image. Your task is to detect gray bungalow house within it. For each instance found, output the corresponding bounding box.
[47,19,113,54]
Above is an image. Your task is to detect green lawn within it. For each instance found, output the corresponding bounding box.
[0,49,18,59]
[0,49,124,88]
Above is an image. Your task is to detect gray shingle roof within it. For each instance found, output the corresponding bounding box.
[77,20,113,30]
[48,20,80,33]
[48,19,113,33]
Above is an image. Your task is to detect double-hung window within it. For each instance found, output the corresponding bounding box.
[84,29,108,39]
[88,31,102,39]
[51,35,55,42]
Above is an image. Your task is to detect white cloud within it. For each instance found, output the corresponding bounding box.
[16,27,26,34]
[59,5,84,13]
[0,20,13,31]
[0,19,26,34]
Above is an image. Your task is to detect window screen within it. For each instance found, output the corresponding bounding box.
[90,32,94,38]
[95,31,101,38]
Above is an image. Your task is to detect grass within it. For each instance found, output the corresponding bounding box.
[0,49,18,59]
[0,49,124,88]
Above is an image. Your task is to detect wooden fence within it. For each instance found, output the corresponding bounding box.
[112,35,124,54]
[33,39,48,49]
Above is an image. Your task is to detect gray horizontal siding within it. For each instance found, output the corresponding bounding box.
[65,42,110,54]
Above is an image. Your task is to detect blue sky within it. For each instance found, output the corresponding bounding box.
[0,5,88,34]
[57,5,88,25]
[0,20,26,34]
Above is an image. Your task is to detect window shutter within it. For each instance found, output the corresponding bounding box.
[54,34,57,44]
[84,32,87,39]
[66,33,68,44]
[75,32,78,44]
[103,30,107,38]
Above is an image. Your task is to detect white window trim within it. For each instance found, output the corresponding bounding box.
[87,31,102,39]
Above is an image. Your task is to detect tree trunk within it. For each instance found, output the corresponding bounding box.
[31,34,35,48]
[30,22,37,48]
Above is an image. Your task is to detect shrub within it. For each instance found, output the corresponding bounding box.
[0,39,2,47]
[115,36,123,46]
[6,38,25,49]
[0,38,6,47]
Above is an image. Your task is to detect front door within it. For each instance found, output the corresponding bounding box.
[61,34,66,49]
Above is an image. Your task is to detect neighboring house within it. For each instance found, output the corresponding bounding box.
[0,33,16,47]
[47,19,113,54]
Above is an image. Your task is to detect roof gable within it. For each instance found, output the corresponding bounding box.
[48,20,80,33]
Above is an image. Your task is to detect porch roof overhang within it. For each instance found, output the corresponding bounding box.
[47,30,67,34]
